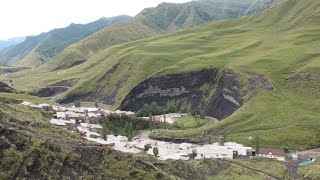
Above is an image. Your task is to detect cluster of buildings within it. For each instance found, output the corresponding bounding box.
[20,101,134,140]
[152,113,187,124]
[21,101,288,162]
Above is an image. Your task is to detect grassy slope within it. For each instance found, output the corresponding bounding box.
[3,0,320,149]
[42,0,276,70]
[174,116,207,129]
[298,160,320,179]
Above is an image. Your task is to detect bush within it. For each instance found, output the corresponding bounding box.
[283,147,289,153]
[144,144,152,151]
[74,100,81,107]
[153,147,159,157]
[102,122,109,140]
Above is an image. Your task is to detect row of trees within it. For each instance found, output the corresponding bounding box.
[101,120,135,141]
[74,100,99,108]
[136,102,177,117]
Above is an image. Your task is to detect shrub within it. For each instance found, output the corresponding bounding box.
[74,100,81,107]
[153,147,159,157]
[144,144,152,151]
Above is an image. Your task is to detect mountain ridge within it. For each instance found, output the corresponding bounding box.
[0,15,132,66]
[41,0,276,70]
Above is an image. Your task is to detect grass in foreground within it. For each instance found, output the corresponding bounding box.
[227,158,290,179]
[298,160,320,179]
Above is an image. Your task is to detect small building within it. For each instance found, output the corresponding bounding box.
[67,113,85,121]
[154,116,161,123]
[258,148,285,161]
[88,108,100,114]
[292,154,299,161]
[101,109,112,117]
[56,112,67,119]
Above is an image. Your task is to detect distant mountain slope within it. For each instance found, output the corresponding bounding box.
[136,0,276,33]
[0,37,25,51]
[45,0,276,70]
[0,15,131,66]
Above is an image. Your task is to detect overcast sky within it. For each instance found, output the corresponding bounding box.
[0,0,191,40]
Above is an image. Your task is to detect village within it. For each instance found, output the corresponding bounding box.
[20,101,317,166]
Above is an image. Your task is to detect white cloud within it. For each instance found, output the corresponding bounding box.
[0,0,191,40]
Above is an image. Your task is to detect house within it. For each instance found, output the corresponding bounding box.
[258,148,285,161]
[101,109,112,117]
[292,154,299,161]
[88,108,100,114]
[114,110,135,116]
[56,112,67,119]
[154,116,161,123]
[67,113,85,121]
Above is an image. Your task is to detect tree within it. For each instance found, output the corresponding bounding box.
[153,147,159,157]
[124,122,129,136]
[200,113,205,119]
[144,144,152,151]
[125,122,134,141]
[255,135,260,154]
[95,100,99,108]
[208,136,213,144]
[194,112,200,126]
[102,122,109,140]
[128,122,134,141]
[149,112,153,131]
[163,114,166,128]
[74,100,81,107]
[283,146,289,154]
[153,116,156,130]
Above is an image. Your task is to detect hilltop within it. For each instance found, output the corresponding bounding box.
[0,15,131,66]
[44,0,276,70]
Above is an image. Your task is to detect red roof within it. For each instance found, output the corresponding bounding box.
[259,148,285,157]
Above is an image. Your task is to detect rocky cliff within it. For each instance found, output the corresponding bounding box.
[120,68,244,120]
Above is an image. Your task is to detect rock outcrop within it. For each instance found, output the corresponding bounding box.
[120,68,244,120]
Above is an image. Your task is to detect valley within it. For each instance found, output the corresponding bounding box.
[0,0,319,179]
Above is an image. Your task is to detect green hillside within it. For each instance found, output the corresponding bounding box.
[44,0,276,70]
[0,15,131,66]
[4,0,320,150]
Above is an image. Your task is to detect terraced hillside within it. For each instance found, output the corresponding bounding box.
[0,15,131,66]
[4,0,320,150]
[44,0,276,70]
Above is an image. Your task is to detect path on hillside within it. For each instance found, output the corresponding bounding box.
[227,160,279,180]
[286,148,320,179]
